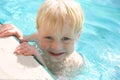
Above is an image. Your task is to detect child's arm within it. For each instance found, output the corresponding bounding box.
[22,33,38,42]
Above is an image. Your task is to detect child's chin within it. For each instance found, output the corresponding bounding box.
[50,57,65,62]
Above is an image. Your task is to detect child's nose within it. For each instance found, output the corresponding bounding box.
[50,41,63,51]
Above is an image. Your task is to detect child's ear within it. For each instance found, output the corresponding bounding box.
[76,32,81,39]
[75,32,81,42]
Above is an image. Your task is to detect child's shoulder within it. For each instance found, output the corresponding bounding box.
[61,51,83,78]
[65,51,83,68]
[71,51,83,66]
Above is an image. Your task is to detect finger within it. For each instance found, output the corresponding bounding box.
[0,24,17,36]
[15,48,28,55]
[16,46,34,56]
[15,43,29,55]
[0,24,23,41]
[23,52,31,56]
[15,30,23,40]
[0,25,14,34]
[0,28,22,41]
[0,27,11,34]
[0,29,16,37]
[0,24,14,30]
[15,42,28,50]
[15,42,34,54]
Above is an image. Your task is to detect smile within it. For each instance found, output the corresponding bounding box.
[49,51,64,56]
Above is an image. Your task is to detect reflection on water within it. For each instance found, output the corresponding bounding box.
[76,0,120,80]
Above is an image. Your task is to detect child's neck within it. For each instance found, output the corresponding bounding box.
[43,54,69,71]
[43,53,75,76]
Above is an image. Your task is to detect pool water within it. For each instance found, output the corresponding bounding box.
[0,0,120,80]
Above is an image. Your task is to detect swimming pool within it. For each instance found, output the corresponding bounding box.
[0,0,120,80]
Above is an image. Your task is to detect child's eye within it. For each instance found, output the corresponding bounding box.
[62,37,70,41]
[44,36,53,42]
[44,36,53,40]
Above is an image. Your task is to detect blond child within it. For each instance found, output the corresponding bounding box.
[0,0,84,79]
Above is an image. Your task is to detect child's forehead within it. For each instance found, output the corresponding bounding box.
[40,29,75,38]
[38,20,75,36]
[42,20,72,31]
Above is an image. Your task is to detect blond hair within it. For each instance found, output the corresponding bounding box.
[36,0,84,33]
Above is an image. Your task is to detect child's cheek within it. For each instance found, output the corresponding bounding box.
[40,43,49,50]
[65,44,74,53]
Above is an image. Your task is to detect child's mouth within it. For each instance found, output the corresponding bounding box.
[49,51,64,56]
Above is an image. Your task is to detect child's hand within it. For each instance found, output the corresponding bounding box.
[15,42,39,56]
[0,24,23,41]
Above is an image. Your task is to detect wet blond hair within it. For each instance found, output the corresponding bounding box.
[36,0,84,33]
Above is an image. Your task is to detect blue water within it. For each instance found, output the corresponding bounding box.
[0,0,120,80]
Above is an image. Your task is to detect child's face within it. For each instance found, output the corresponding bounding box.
[37,20,79,62]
